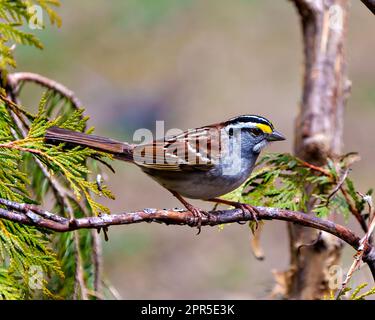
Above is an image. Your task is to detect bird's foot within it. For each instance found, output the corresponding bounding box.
[207,198,259,228]
[169,190,208,235]
[184,203,208,235]
[236,203,259,229]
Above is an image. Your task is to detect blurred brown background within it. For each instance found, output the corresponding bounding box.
[16,0,374,298]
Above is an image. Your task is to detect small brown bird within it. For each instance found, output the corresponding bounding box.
[45,115,285,232]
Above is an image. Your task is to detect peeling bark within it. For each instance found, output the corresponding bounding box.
[283,0,350,300]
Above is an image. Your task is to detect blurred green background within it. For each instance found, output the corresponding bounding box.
[15,0,374,298]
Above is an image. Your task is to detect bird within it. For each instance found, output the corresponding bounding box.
[45,115,285,233]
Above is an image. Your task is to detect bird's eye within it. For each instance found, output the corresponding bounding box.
[249,128,263,137]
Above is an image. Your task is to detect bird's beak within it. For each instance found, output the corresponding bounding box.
[267,130,286,141]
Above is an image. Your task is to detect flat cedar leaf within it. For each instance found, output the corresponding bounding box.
[0,22,43,49]
[0,80,112,298]
[225,152,363,222]
[330,195,351,222]
[346,179,358,202]
[335,287,352,300]
[313,205,330,218]
[288,159,297,169]
[327,158,338,179]
[0,1,119,300]
[353,286,375,300]
[350,283,368,299]
[340,152,361,168]
[346,178,364,213]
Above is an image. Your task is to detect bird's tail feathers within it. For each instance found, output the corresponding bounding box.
[45,126,134,162]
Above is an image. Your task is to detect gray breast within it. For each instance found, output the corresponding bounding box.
[141,155,256,200]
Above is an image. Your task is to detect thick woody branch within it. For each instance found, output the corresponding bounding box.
[1,197,374,280]
[294,0,375,15]
[0,199,356,243]
[288,0,351,299]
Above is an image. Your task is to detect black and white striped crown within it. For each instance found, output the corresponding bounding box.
[226,115,274,131]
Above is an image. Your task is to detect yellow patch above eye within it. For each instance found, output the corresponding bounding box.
[256,123,273,134]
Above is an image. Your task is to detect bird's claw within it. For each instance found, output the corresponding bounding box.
[238,204,259,229]
[188,206,208,235]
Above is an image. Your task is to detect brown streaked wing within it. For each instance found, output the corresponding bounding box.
[133,126,222,172]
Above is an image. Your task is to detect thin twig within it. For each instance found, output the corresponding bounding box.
[8,72,83,109]
[102,279,122,300]
[297,231,322,256]
[341,187,368,233]
[335,251,362,299]
[0,93,35,121]
[326,168,350,206]
[91,229,102,295]
[359,193,375,246]
[336,193,375,298]
[64,200,88,300]
[297,159,331,176]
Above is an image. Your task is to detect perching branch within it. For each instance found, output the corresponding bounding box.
[0,197,374,281]
[0,198,357,243]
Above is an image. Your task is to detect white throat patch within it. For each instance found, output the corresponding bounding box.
[253,140,268,153]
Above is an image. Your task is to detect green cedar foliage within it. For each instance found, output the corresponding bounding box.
[330,283,375,300]
[0,1,114,299]
[224,152,370,223]
[0,91,114,299]
[224,153,375,299]
[0,0,374,300]
[0,0,61,73]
